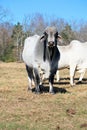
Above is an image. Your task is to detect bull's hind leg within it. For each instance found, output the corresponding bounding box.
[70,64,76,86]
[27,77,33,90]
[33,68,41,93]
[78,69,86,82]
[26,65,34,91]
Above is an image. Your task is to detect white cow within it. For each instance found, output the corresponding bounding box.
[22,26,61,94]
[56,40,87,86]
[56,69,86,84]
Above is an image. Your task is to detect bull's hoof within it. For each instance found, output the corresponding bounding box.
[27,87,32,91]
[34,91,41,94]
[70,83,76,87]
[49,91,55,94]
[34,89,41,94]
[77,81,82,84]
[39,85,44,92]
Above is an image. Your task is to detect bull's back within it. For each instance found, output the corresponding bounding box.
[22,35,40,66]
[69,40,87,68]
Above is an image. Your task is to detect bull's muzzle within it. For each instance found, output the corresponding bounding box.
[48,42,54,47]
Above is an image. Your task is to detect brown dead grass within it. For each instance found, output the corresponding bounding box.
[0,62,87,130]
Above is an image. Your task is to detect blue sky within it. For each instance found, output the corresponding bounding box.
[0,0,87,24]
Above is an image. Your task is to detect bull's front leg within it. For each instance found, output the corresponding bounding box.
[56,70,60,82]
[70,64,76,86]
[49,69,57,94]
[49,75,54,94]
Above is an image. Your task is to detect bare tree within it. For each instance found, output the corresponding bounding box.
[23,13,48,35]
[78,23,87,41]
[11,22,25,61]
[50,18,67,33]
[22,15,32,37]
[0,22,13,60]
[0,6,9,22]
[29,13,47,35]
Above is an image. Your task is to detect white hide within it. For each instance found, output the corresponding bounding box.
[22,35,40,67]
[23,35,50,75]
[57,40,87,85]
[22,34,51,91]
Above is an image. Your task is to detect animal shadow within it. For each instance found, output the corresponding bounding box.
[31,83,68,94]
[75,78,87,84]
[56,77,87,85]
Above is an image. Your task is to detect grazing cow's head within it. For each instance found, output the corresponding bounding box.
[40,26,61,61]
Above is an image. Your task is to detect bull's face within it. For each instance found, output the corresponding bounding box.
[40,26,61,48]
[45,28,58,47]
[40,26,61,61]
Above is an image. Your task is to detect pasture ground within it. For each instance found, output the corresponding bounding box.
[0,62,87,130]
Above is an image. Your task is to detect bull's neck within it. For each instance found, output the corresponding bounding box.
[47,46,55,61]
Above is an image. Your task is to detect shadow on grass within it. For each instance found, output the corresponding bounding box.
[32,82,69,94]
[56,77,87,85]
[42,86,68,94]
[31,77,87,94]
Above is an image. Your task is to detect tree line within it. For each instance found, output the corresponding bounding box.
[0,7,87,62]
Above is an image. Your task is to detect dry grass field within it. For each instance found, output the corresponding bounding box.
[0,62,87,130]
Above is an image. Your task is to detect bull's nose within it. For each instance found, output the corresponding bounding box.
[48,41,54,46]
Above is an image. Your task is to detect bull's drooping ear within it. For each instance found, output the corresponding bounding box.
[55,32,59,46]
[55,32,61,39]
[41,32,47,61]
[43,39,46,62]
[40,34,45,40]
[58,35,63,44]
[55,32,63,45]
[40,32,47,41]
[55,32,58,38]
[40,32,47,61]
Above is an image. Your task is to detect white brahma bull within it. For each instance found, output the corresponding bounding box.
[22,26,61,93]
[57,40,87,86]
